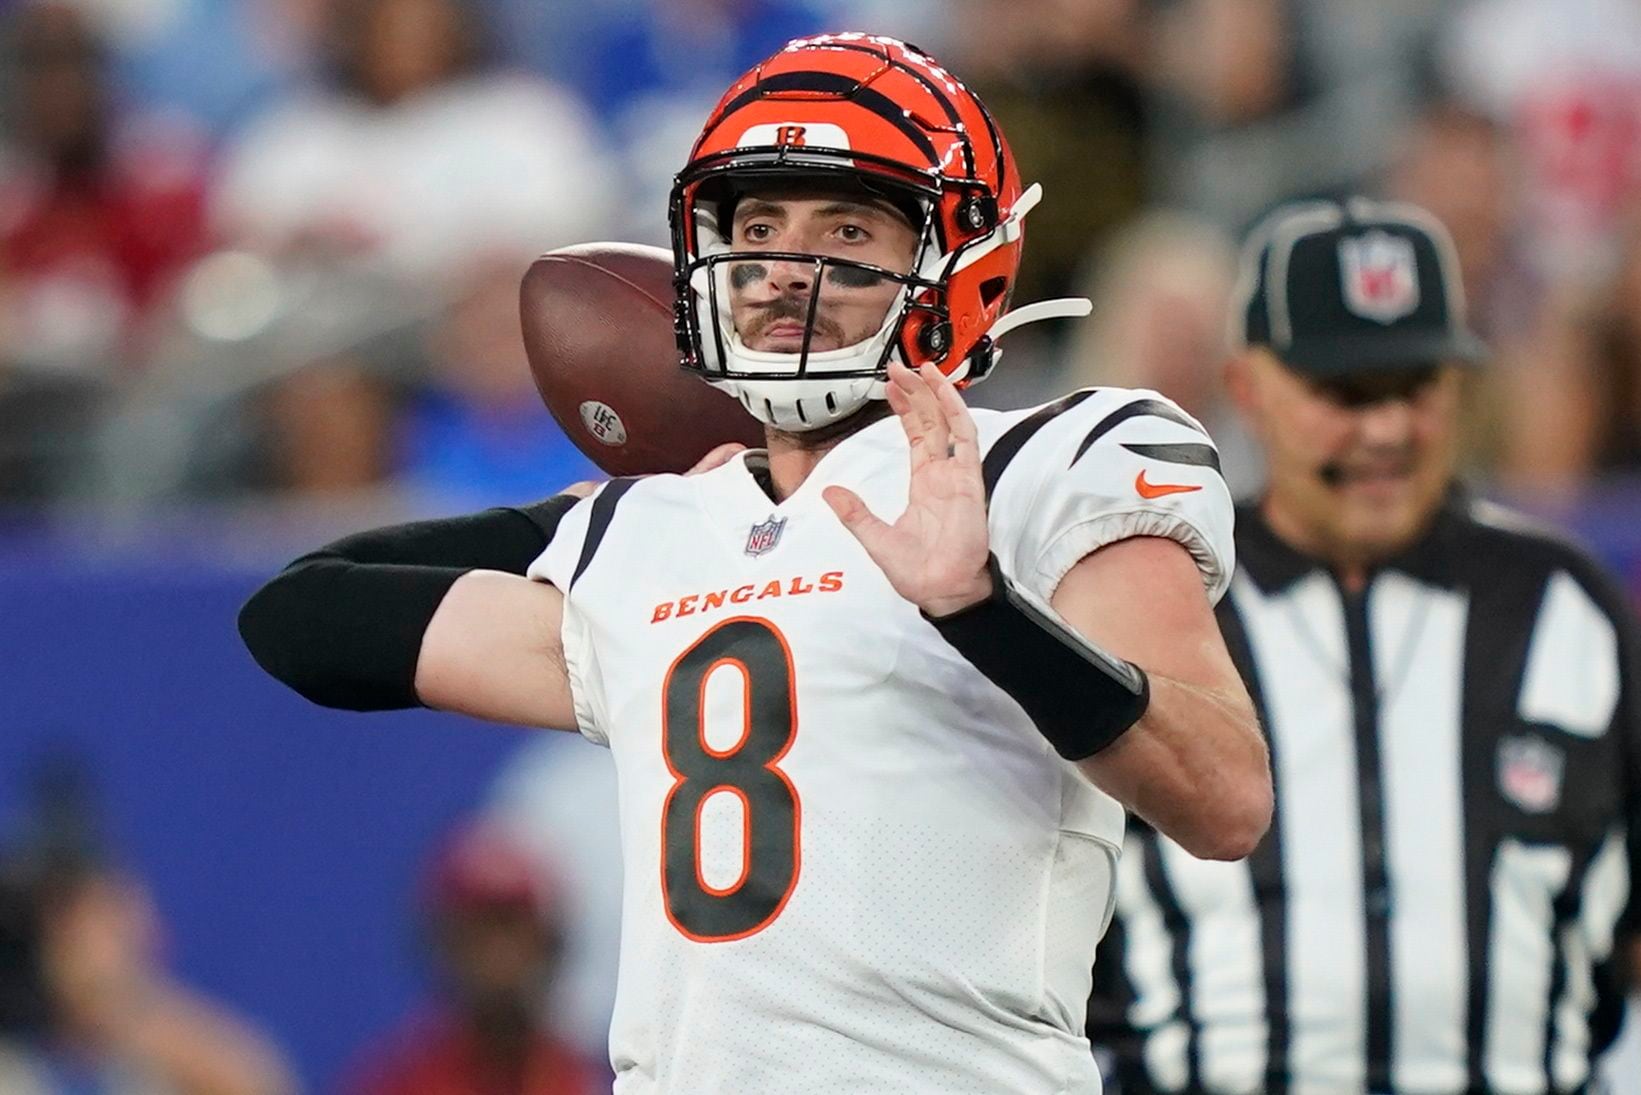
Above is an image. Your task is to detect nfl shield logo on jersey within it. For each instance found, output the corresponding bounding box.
[745,515,786,557]
[1339,230,1420,323]
[1497,735,1564,813]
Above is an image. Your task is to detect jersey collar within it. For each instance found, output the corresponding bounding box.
[1235,487,1471,595]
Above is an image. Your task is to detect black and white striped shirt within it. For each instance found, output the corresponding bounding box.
[1091,496,1641,1094]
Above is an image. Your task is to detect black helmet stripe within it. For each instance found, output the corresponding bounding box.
[811,42,962,124]
[715,71,941,165]
[805,42,977,179]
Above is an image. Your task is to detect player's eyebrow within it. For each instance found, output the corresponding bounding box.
[736,199,788,223]
[815,200,902,223]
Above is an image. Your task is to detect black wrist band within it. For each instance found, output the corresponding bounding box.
[923,554,1150,760]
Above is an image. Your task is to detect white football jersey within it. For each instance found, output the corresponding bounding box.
[528,387,1235,1094]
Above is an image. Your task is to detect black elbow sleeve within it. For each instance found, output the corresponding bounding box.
[238,494,581,711]
[238,557,467,711]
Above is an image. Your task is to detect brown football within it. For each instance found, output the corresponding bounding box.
[520,242,764,476]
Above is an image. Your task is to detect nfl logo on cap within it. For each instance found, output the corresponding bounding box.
[1234,197,1490,375]
[1339,229,1420,324]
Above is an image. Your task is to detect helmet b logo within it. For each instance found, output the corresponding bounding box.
[736,121,850,151]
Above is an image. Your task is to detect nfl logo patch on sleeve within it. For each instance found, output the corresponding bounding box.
[1497,735,1564,814]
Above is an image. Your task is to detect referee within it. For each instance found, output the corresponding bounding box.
[1091,198,1641,1093]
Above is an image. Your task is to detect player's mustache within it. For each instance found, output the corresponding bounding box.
[748,295,845,342]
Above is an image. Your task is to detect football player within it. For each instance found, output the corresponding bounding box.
[240,34,1272,1093]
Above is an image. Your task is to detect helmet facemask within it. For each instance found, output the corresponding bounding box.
[673,161,950,432]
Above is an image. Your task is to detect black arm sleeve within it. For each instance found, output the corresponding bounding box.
[237,497,579,712]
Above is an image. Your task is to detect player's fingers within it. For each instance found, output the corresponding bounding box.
[686,442,748,476]
[932,371,980,465]
[822,485,895,556]
[886,362,935,467]
[894,359,941,427]
[895,360,949,459]
[885,374,913,420]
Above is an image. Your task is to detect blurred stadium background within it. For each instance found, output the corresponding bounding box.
[1,0,1639,1090]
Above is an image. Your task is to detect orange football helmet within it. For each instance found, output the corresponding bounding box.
[669,33,1087,431]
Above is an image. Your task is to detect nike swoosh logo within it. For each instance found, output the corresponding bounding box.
[1135,470,1202,499]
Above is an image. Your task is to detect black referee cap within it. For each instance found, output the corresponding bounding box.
[1233,197,1488,375]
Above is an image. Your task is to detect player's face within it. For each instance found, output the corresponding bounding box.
[1232,349,1462,564]
[726,194,921,354]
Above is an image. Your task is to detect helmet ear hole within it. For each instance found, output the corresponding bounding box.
[979,276,1008,309]
[959,196,998,233]
[918,321,952,360]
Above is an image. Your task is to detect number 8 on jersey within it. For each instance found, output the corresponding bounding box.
[660,616,801,942]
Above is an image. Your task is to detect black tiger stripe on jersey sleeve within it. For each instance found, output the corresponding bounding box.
[570,477,640,591]
[981,389,1097,498]
[1070,397,1206,466]
[1122,442,1223,473]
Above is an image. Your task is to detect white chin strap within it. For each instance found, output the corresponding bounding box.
[691,254,902,433]
[713,367,887,434]
[691,182,1090,433]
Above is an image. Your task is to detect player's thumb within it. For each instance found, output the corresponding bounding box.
[822,486,892,554]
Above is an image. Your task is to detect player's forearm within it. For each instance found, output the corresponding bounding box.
[1079,673,1270,861]
[1049,536,1272,860]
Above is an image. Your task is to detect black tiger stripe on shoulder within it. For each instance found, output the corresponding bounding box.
[1070,398,1206,467]
[1123,442,1222,473]
[981,389,1097,499]
[570,477,640,591]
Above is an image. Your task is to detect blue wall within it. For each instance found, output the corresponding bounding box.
[0,536,533,1091]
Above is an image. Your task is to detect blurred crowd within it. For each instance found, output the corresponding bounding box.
[0,753,606,1094]
[0,0,910,510]
[0,0,1638,514]
[0,759,298,1095]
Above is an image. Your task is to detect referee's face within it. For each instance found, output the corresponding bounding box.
[1232,349,1462,569]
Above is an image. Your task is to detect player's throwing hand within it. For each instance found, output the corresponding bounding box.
[823,360,994,618]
